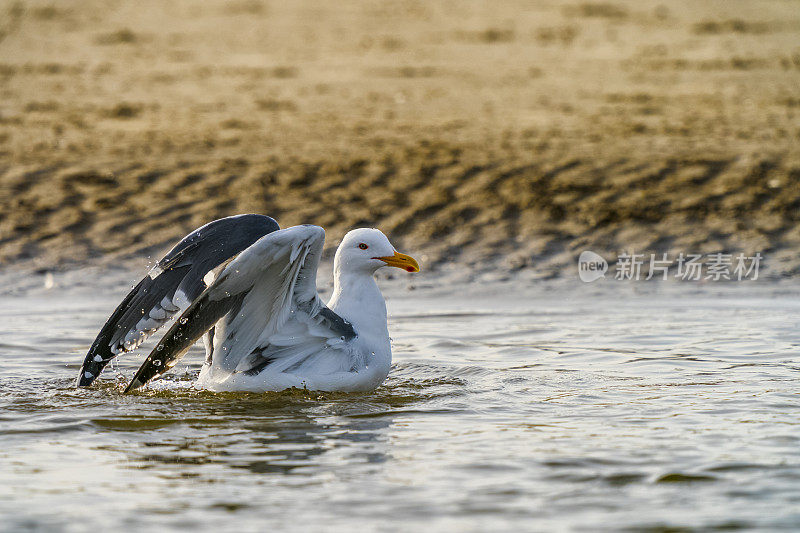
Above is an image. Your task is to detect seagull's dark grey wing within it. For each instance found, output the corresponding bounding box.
[78,214,280,386]
[124,225,356,392]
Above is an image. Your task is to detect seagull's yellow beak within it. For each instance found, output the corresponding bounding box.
[374,251,420,273]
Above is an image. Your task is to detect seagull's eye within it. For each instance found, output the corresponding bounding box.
[358,243,369,250]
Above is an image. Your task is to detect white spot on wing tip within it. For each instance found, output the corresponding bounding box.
[160,296,180,313]
[84,371,93,379]
[93,355,103,362]
[148,265,163,280]
[173,289,191,309]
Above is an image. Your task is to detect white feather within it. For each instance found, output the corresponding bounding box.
[164,225,408,392]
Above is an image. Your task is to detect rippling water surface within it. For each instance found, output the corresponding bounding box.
[1,270,799,532]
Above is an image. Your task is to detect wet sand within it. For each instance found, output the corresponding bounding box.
[1,0,799,276]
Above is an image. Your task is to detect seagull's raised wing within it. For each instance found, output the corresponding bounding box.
[124,225,356,392]
[78,214,280,386]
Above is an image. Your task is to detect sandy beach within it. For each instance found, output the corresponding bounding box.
[1,0,799,277]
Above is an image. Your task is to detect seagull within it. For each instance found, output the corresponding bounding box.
[77,214,420,392]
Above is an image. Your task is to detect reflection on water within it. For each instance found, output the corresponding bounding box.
[1,270,800,531]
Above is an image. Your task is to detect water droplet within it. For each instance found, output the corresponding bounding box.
[157,345,163,351]
[180,317,188,324]
[153,360,162,367]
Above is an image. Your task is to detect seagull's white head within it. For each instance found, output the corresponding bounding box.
[335,228,420,276]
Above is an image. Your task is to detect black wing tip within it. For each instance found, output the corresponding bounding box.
[76,358,105,386]
[205,214,280,236]
[123,378,144,393]
[124,357,160,393]
[77,374,94,387]
[237,213,279,225]
[79,213,280,390]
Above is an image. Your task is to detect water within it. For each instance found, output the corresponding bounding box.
[1,269,799,532]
